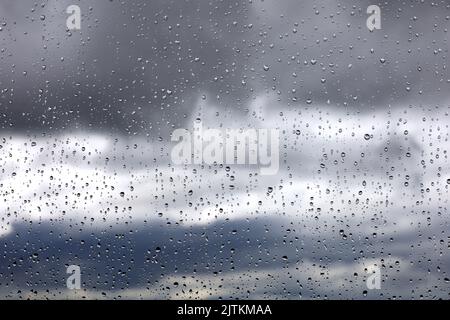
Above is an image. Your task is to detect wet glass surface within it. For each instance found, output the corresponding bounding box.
[0,0,449,299]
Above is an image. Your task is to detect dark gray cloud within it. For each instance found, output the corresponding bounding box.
[1,215,448,299]
[1,0,448,134]
[0,0,253,134]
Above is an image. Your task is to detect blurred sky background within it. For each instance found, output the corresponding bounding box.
[0,0,449,299]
